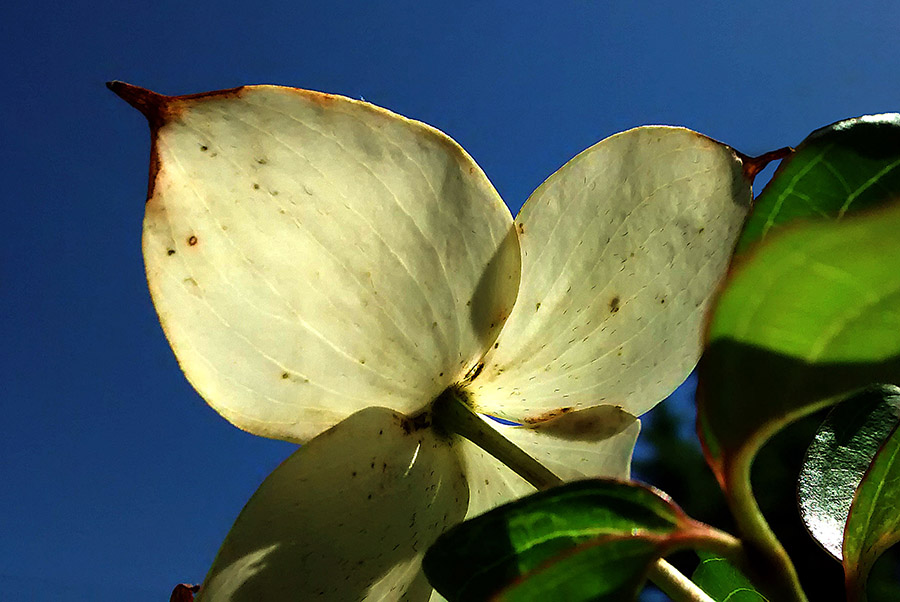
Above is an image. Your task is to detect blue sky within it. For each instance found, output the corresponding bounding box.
[2,1,898,599]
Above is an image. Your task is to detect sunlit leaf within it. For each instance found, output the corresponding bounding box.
[109,82,519,443]
[697,202,900,598]
[197,407,468,602]
[700,203,900,486]
[468,126,752,423]
[692,552,768,602]
[738,113,900,253]
[844,422,900,601]
[423,480,716,601]
[798,385,900,560]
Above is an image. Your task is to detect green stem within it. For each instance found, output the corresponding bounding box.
[727,453,809,602]
[433,388,716,602]
[433,388,563,489]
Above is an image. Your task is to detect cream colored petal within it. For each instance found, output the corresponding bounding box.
[452,422,534,519]
[452,409,640,519]
[467,126,750,422]
[500,406,641,481]
[197,407,468,602]
[114,83,519,442]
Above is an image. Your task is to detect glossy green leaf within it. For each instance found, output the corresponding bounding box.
[799,385,900,560]
[468,127,752,423]
[692,552,768,602]
[738,114,900,253]
[699,202,900,487]
[197,407,468,602]
[844,422,900,601]
[422,480,714,601]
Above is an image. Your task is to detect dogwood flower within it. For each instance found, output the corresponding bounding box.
[111,82,752,601]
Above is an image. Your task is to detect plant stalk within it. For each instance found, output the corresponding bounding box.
[726,453,809,602]
[433,389,715,602]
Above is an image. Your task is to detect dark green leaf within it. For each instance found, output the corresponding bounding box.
[799,385,900,560]
[692,552,769,602]
[496,536,666,602]
[845,423,900,601]
[738,113,900,253]
[422,480,711,601]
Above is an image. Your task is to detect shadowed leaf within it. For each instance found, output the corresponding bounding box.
[844,422,900,601]
[692,552,768,601]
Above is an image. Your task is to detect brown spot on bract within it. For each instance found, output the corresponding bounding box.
[517,222,525,235]
[522,407,574,425]
[281,372,289,379]
[609,296,620,313]
[188,235,198,246]
[252,183,260,190]
[167,249,176,256]
[463,362,484,383]
[535,302,541,311]
[200,145,208,152]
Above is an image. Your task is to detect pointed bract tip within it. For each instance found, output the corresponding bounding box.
[107,81,170,127]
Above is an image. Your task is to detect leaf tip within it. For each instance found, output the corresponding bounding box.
[739,146,795,183]
[107,81,169,127]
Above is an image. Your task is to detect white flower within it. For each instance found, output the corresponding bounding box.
[111,82,751,601]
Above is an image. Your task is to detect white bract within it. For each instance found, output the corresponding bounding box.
[112,82,752,601]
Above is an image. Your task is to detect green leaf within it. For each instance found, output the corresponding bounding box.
[798,385,900,560]
[697,201,900,599]
[700,202,900,487]
[692,552,769,602]
[422,479,718,601]
[844,422,900,601]
[495,536,668,602]
[737,113,900,253]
